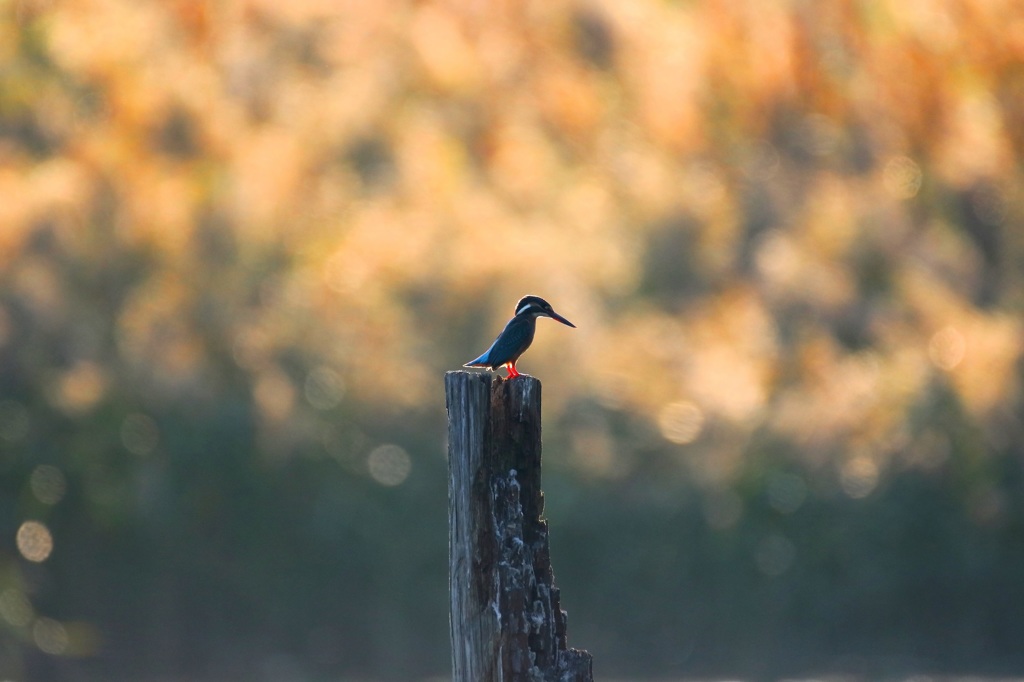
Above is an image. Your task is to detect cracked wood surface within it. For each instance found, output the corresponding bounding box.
[446,371,593,682]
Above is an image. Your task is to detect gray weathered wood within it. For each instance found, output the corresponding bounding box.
[445,370,593,682]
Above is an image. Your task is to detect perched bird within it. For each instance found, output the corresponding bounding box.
[464,295,576,379]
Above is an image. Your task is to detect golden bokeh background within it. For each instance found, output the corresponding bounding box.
[2,0,1024,680]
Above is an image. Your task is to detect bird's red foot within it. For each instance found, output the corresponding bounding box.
[505,362,521,379]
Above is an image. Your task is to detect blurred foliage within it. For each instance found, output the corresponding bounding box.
[2,0,1024,680]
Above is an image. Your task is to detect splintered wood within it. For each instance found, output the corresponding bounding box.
[445,371,593,682]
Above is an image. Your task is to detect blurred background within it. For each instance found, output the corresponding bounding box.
[2,0,1024,680]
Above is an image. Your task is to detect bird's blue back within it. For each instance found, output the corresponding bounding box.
[466,315,537,369]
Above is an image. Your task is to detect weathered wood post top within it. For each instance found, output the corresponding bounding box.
[445,370,593,682]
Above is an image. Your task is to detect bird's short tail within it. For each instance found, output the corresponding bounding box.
[463,352,493,369]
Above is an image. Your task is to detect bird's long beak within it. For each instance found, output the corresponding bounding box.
[547,310,576,328]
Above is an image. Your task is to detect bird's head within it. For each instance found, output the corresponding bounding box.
[514,295,576,328]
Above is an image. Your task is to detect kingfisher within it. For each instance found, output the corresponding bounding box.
[464,295,576,379]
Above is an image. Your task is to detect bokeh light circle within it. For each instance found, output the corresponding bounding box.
[367,444,412,487]
[17,521,53,563]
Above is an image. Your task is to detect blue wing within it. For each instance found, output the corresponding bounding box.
[464,316,536,369]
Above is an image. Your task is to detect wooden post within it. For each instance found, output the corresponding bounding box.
[445,371,593,682]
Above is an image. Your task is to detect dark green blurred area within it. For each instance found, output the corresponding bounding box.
[4,364,1024,680]
[3,0,1024,680]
